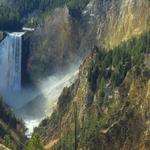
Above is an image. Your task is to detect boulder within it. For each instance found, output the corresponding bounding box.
[0,32,6,42]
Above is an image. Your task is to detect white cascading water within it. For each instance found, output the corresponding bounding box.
[0,31,80,137]
[0,32,24,91]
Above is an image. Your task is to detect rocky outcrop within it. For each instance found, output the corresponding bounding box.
[26,0,150,82]
[34,31,150,149]
[22,31,34,85]
[80,0,150,49]
[0,144,10,150]
[0,32,6,42]
[27,6,82,81]
[38,65,150,149]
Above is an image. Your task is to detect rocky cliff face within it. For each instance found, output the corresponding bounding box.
[27,0,150,81]
[0,31,6,42]
[39,67,150,150]
[34,30,150,149]
[22,0,150,148]
[81,0,150,49]
[27,6,82,81]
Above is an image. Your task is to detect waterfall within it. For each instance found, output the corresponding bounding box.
[0,32,24,91]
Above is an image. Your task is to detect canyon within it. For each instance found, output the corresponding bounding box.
[0,0,149,149]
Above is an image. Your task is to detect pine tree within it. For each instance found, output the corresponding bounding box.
[25,134,44,150]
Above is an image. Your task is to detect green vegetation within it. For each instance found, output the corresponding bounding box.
[0,97,25,150]
[0,4,20,30]
[0,97,22,130]
[0,0,89,30]
[93,31,150,88]
[3,135,17,150]
[25,134,44,150]
[50,31,150,149]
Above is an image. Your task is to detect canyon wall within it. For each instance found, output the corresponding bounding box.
[27,0,150,81]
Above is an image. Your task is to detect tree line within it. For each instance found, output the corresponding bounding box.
[0,0,90,30]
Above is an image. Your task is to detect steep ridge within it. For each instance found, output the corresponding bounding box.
[80,0,150,49]
[27,0,150,81]
[0,97,26,150]
[34,31,150,149]
[27,7,81,81]
[0,0,149,149]
[0,0,149,82]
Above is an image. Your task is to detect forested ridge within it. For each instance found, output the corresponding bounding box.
[35,31,150,149]
[0,97,26,150]
[0,0,149,149]
[0,0,89,30]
